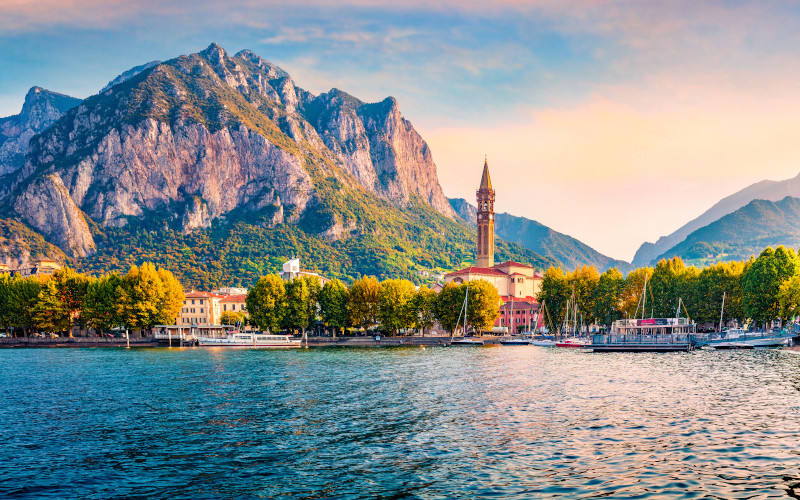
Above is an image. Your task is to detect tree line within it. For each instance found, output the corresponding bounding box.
[245,275,501,336]
[537,246,800,332]
[0,262,184,337]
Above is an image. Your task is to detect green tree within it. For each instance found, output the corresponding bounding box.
[283,278,311,334]
[52,266,91,329]
[591,267,624,328]
[412,286,437,334]
[155,267,185,326]
[33,278,72,335]
[117,262,184,333]
[348,276,381,332]
[537,267,570,333]
[434,281,464,333]
[319,279,348,336]
[378,279,416,335]
[83,273,124,333]
[466,280,500,334]
[0,274,12,335]
[742,246,799,326]
[649,258,687,317]
[246,274,286,332]
[9,277,43,337]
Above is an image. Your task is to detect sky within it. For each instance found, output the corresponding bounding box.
[3,0,800,261]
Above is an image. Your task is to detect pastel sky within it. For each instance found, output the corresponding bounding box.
[3,0,800,261]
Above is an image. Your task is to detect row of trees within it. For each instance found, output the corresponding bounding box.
[538,246,800,331]
[0,263,184,337]
[245,275,501,335]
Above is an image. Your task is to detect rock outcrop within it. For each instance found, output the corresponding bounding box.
[5,43,457,259]
[0,87,81,176]
[13,174,95,257]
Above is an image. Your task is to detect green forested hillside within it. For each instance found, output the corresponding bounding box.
[655,196,800,266]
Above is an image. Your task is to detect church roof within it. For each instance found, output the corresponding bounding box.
[479,158,492,190]
[493,260,534,269]
[445,266,508,277]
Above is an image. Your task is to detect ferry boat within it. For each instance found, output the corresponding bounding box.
[590,317,696,352]
[198,331,302,348]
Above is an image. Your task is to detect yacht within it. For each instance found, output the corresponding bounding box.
[198,332,302,347]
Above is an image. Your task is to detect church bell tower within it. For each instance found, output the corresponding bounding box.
[476,158,495,268]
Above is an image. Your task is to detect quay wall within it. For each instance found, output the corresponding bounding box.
[0,337,160,348]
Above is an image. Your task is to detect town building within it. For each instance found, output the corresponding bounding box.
[495,298,544,333]
[444,261,542,299]
[177,291,223,326]
[281,258,330,285]
[1,259,62,278]
[213,286,248,295]
[220,294,248,316]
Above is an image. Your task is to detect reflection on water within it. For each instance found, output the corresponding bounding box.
[1,347,799,498]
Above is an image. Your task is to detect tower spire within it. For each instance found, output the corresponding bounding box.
[479,157,492,190]
[476,158,496,268]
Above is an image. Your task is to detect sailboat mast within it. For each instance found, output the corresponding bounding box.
[718,291,726,332]
[642,274,648,321]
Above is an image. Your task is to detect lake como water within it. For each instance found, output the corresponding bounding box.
[1,346,800,499]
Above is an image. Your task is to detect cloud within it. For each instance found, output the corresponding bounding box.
[423,79,800,260]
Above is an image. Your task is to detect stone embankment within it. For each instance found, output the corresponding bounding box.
[0,337,160,348]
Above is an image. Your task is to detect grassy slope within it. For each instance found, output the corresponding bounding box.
[656,196,800,266]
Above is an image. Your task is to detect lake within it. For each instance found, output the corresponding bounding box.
[1,346,799,499]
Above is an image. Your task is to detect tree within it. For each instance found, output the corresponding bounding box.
[117,262,185,333]
[742,246,799,326]
[8,277,42,337]
[0,274,12,335]
[412,286,437,335]
[155,267,185,326]
[378,279,416,335]
[347,276,381,332]
[591,267,624,328]
[435,281,464,333]
[220,311,246,326]
[33,278,72,335]
[319,279,348,336]
[649,258,686,318]
[778,275,800,321]
[620,267,653,319]
[83,273,124,333]
[537,267,570,333]
[302,276,322,332]
[566,265,600,325]
[52,266,91,329]
[283,278,311,334]
[246,274,286,332]
[466,280,500,334]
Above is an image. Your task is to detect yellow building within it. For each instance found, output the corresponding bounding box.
[177,291,223,326]
[6,259,62,278]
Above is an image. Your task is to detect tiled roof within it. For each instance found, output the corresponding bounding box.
[184,291,223,299]
[494,260,534,269]
[220,294,247,302]
[445,266,508,277]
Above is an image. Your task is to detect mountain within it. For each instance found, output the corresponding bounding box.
[0,87,82,176]
[449,198,631,273]
[633,172,800,266]
[0,44,553,287]
[653,196,800,266]
[101,61,161,92]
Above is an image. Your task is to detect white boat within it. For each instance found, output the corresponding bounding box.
[500,337,531,345]
[531,339,556,347]
[451,337,485,346]
[555,337,590,348]
[198,332,302,347]
[703,328,789,348]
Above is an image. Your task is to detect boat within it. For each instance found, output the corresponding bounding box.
[701,328,790,348]
[452,336,485,346]
[555,337,590,348]
[589,277,696,352]
[198,331,302,347]
[449,282,485,346]
[712,341,755,349]
[531,339,556,347]
[500,337,531,345]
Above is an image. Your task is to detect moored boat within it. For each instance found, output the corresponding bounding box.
[451,337,485,346]
[555,337,590,348]
[198,332,302,347]
[500,337,531,345]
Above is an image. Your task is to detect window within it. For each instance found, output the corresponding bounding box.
[200,300,204,305]
[223,304,227,311]
[191,300,195,305]
[232,304,236,311]
[200,308,204,314]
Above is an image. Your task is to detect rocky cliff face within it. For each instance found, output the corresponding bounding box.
[2,44,456,259]
[0,87,81,176]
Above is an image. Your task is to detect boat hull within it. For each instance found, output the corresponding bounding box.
[451,338,485,346]
[531,341,556,347]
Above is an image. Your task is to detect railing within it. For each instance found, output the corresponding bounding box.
[592,334,692,345]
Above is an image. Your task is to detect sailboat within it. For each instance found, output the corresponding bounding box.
[501,298,531,345]
[451,282,485,346]
[555,288,589,348]
[531,300,556,346]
